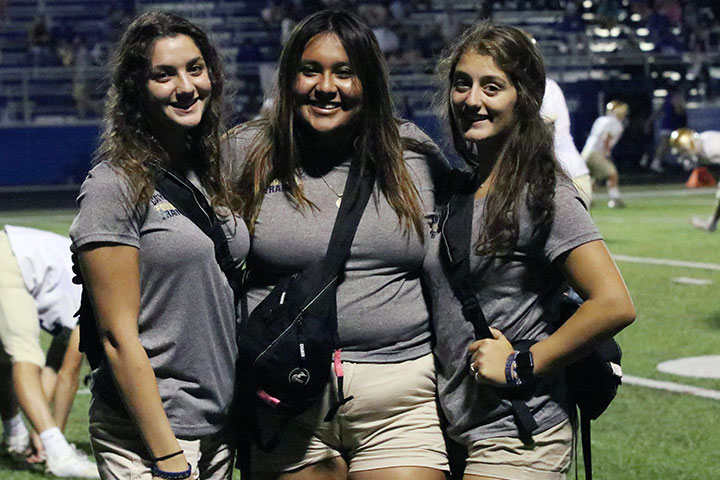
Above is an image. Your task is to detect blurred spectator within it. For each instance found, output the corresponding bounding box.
[418,22,445,59]
[262,0,285,27]
[595,0,621,28]
[28,15,58,67]
[71,36,98,118]
[559,0,586,53]
[646,1,685,53]
[650,86,687,171]
[358,3,400,59]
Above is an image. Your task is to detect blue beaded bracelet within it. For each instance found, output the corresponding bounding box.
[505,351,520,386]
[150,462,192,480]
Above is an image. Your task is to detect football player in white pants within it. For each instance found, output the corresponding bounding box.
[541,78,593,207]
[581,100,629,208]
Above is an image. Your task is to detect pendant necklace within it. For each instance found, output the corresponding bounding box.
[317,171,344,208]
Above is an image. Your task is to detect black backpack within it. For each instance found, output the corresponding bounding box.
[441,191,622,480]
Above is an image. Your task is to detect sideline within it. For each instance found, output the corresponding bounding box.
[613,254,720,271]
[623,375,720,401]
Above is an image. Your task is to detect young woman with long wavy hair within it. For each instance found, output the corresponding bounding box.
[426,22,635,479]
[70,11,248,480]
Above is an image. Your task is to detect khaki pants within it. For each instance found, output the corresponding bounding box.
[89,398,234,480]
[252,353,448,474]
[465,419,573,480]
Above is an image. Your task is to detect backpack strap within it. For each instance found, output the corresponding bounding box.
[154,169,244,294]
[321,159,375,272]
[581,411,593,480]
[440,191,538,436]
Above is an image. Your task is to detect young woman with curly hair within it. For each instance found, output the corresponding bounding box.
[70,11,248,480]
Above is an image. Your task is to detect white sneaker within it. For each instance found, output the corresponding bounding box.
[46,447,100,478]
[692,216,717,232]
[3,430,31,456]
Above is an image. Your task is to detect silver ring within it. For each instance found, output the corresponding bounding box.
[474,371,481,382]
[469,363,477,375]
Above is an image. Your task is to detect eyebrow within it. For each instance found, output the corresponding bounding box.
[152,56,204,70]
[299,59,350,67]
[453,70,507,83]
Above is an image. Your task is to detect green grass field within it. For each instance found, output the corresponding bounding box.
[1,184,719,479]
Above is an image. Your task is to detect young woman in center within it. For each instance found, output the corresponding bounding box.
[426,22,635,479]
[228,9,449,480]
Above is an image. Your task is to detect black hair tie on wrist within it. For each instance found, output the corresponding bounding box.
[152,450,184,463]
[150,462,192,480]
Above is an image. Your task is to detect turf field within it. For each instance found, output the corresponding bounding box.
[1,184,719,479]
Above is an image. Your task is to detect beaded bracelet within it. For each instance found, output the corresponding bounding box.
[150,462,192,480]
[505,350,520,386]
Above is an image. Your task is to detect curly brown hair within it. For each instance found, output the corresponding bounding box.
[95,11,235,212]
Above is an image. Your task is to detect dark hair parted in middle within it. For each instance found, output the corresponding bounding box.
[436,21,562,255]
[234,9,425,238]
[96,10,232,211]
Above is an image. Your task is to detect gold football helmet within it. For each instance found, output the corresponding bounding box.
[669,128,700,155]
[606,100,629,119]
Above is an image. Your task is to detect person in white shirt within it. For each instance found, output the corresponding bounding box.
[669,128,720,232]
[541,78,592,206]
[0,225,98,478]
[581,100,629,208]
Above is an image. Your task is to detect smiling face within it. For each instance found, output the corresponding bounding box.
[293,33,363,136]
[450,51,518,145]
[146,34,212,130]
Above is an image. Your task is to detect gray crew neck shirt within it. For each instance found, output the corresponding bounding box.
[70,162,250,436]
[228,122,446,363]
[425,178,602,444]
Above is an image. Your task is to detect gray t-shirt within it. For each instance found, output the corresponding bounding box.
[228,122,444,363]
[70,162,250,437]
[426,178,602,444]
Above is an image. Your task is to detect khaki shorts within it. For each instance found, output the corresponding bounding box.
[89,398,234,480]
[585,151,617,182]
[572,174,593,208]
[0,231,45,367]
[465,419,573,480]
[252,353,448,474]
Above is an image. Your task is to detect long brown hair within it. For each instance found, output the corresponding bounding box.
[233,9,425,238]
[436,21,561,255]
[95,11,234,212]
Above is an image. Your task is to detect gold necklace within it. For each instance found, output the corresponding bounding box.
[317,171,344,208]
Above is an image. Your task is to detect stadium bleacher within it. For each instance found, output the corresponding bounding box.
[1,0,720,185]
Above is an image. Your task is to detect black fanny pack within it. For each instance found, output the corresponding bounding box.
[235,160,375,450]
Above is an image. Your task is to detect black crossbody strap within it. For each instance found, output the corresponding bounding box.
[154,169,243,291]
[441,193,492,339]
[322,160,375,272]
[441,192,538,435]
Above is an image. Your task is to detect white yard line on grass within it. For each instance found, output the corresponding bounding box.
[623,375,720,401]
[613,254,720,271]
[595,187,716,199]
